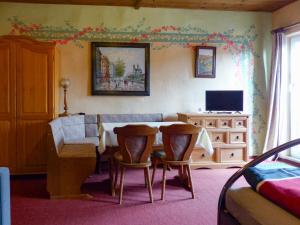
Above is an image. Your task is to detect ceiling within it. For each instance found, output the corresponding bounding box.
[0,0,297,12]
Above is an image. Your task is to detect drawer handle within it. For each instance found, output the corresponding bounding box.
[230,153,235,157]
[236,136,240,140]
[223,122,227,126]
[238,122,242,126]
[216,136,220,140]
[194,122,198,125]
[201,153,205,158]
[209,122,213,126]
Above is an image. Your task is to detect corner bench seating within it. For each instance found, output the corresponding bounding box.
[47,115,99,199]
[47,113,163,199]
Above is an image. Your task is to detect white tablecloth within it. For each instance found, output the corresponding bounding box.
[99,121,213,155]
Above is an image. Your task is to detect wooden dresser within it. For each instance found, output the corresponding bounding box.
[0,36,57,174]
[178,113,249,168]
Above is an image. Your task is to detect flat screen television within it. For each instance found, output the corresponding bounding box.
[205,90,243,112]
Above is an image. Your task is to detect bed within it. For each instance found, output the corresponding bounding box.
[218,139,300,225]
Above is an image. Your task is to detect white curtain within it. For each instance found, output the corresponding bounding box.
[263,31,289,153]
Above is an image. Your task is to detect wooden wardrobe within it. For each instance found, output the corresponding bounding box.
[0,36,56,174]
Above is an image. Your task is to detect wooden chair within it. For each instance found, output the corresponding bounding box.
[152,124,200,200]
[113,125,158,204]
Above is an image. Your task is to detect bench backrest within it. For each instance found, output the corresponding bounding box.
[99,113,163,123]
[49,115,95,152]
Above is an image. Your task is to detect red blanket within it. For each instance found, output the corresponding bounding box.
[244,167,300,218]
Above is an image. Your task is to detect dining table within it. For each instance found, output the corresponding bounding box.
[99,121,213,154]
[98,121,214,196]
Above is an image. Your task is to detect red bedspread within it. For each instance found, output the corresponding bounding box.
[244,167,300,218]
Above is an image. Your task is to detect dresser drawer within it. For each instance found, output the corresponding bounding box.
[219,118,232,128]
[191,149,212,162]
[234,118,247,128]
[211,132,227,144]
[188,118,203,127]
[205,119,218,128]
[220,148,244,162]
[230,132,246,144]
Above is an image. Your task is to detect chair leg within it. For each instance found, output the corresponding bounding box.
[109,158,115,197]
[185,165,191,189]
[114,162,119,193]
[145,167,154,203]
[186,164,195,199]
[119,166,125,204]
[151,158,158,186]
[161,163,167,201]
[144,169,147,187]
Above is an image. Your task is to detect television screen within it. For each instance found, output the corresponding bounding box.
[205,90,243,112]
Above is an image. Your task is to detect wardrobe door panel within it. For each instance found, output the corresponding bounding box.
[17,120,48,173]
[16,42,54,118]
[0,39,17,172]
[15,39,55,173]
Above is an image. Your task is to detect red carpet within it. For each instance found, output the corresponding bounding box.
[11,168,247,225]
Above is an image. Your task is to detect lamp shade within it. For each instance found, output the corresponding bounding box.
[60,78,71,88]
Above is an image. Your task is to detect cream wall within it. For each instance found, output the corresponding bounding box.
[273,0,300,29]
[0,3,272,155]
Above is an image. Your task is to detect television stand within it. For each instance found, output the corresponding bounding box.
[177,112,249,169]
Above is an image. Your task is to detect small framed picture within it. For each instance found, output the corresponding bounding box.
[91,42,150,96]
[195,46,216,78]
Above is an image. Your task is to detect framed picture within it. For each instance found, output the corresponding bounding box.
[91,42,150,96]
[195,46,216,78]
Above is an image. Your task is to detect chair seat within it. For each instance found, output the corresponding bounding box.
[64,137,99,147]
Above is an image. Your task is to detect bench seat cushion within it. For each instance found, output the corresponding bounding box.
[64,137,99,147]
[59,144,96,158]
[226,187,300,225]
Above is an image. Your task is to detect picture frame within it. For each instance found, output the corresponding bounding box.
[91,42,150,96]
[195,46,216,78]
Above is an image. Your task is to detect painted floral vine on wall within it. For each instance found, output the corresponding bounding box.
[8,16,257,53]
[7,16,266,154]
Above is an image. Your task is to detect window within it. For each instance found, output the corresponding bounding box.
[288,34,300,159]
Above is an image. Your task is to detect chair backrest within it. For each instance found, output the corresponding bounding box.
[113,125,158,164]
[159,124,200,161]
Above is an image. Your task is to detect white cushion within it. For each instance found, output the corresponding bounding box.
[61,115,85,140]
